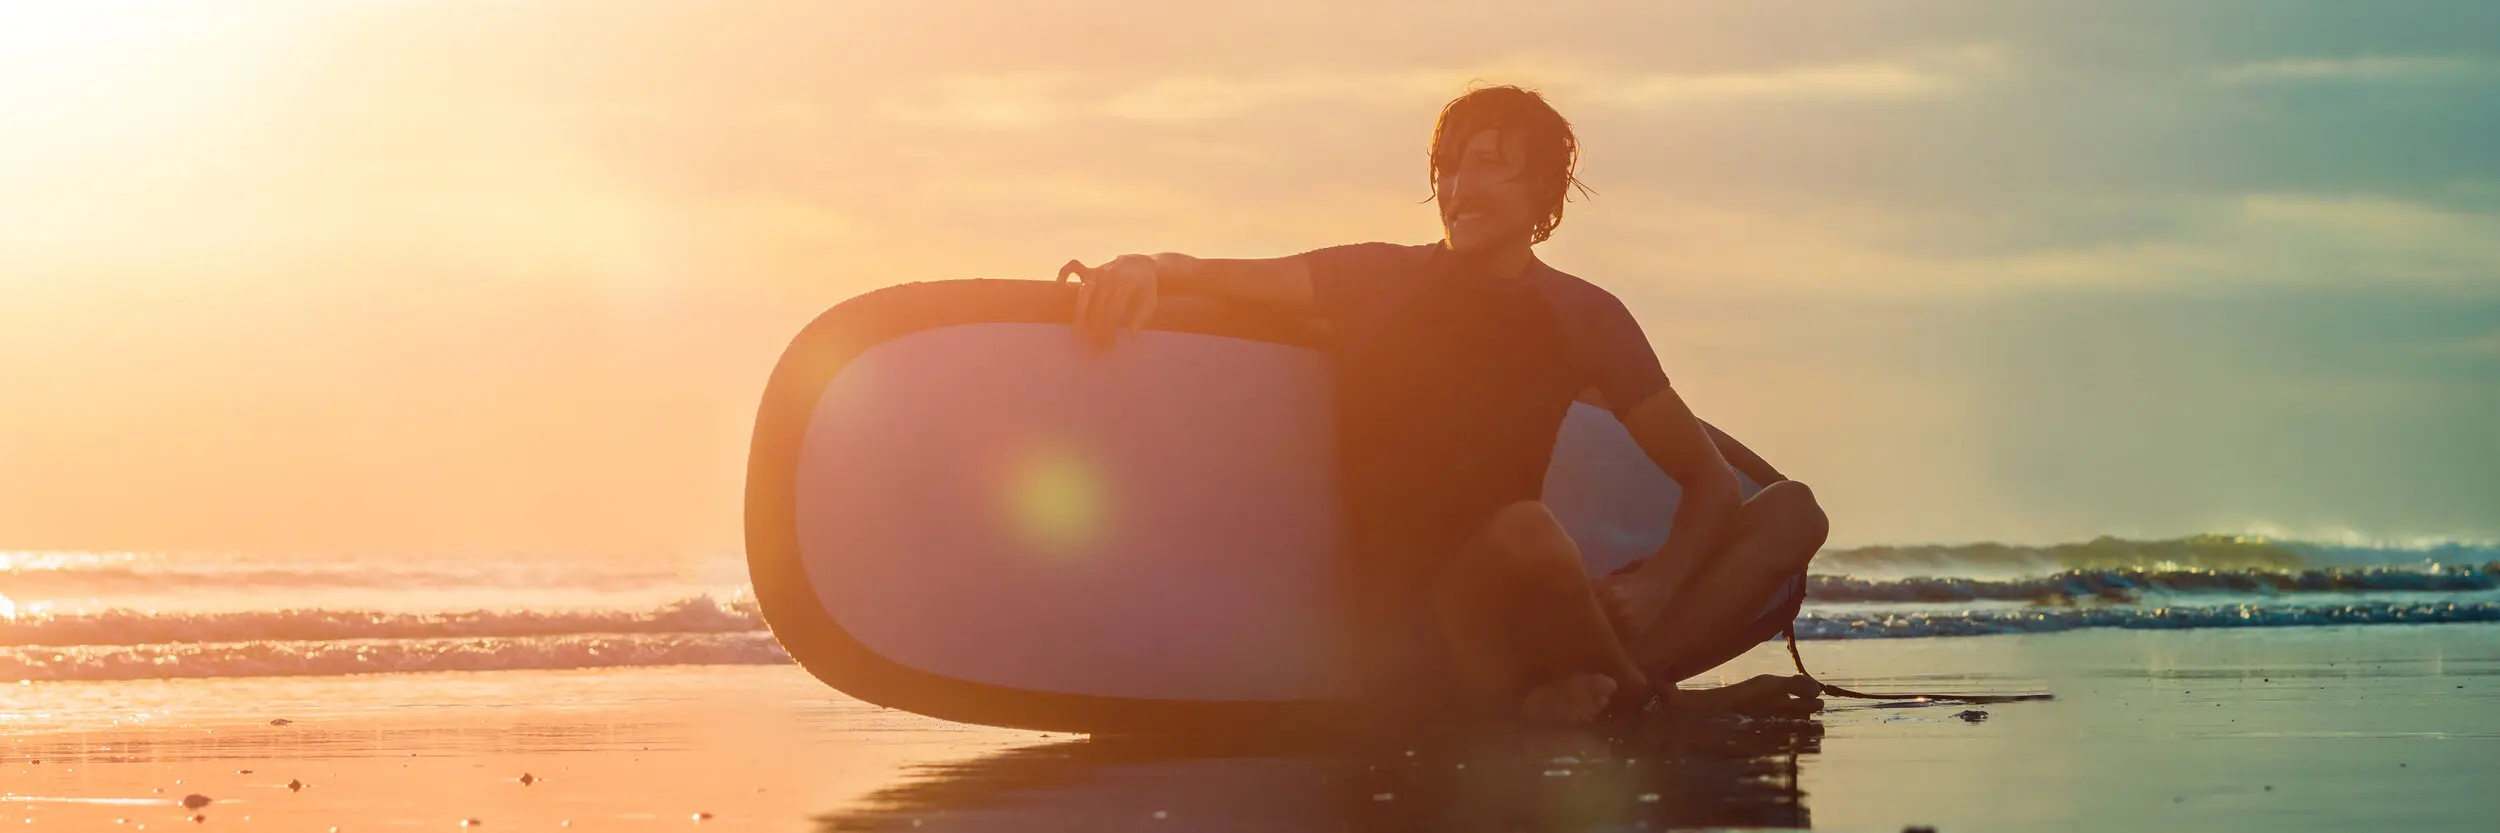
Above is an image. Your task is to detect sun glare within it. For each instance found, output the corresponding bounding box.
[0,1,229,59]
[0,0,262,168]
[1006,446,1107,556]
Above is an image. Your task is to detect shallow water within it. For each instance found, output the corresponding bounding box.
[4,624,2494,831]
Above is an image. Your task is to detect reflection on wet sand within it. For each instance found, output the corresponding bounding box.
[817,711,1823,832]
[6,722,686,765]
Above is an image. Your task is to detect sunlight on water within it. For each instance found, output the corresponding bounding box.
[1007,446,1105,555]
[0,592,14,620]
[2,550,139,572]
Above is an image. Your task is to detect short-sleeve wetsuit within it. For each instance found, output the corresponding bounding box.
[1298,241,1674,703]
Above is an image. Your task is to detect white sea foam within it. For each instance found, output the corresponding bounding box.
[1795,600,2500,639]
[0,595,761,648]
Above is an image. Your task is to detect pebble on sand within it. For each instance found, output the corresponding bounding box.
[288,780,305,792]
[268,719,293,726]
[180,795,212,810]
[518,773,537,786]
[1954,710,1990,723]
[692,812,713,821]
[1904,826,1938,833]
[461,820,484,827]
[189,815,206,824]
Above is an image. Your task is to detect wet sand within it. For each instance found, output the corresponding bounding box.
[5,624,2495,831]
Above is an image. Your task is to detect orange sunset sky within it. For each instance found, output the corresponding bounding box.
[2,1,2493,564]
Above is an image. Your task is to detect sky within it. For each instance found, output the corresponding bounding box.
[0,0,2492,562]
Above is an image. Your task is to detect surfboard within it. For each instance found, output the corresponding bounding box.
[746,279,1769,733]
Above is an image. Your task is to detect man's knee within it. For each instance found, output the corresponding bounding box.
[1752,480,1830,562]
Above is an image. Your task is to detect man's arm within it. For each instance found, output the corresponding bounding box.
[1702,421,1786,486]
[1069,252,1315,344]
[1153,253,1316,311]
[1606,386,1747,622]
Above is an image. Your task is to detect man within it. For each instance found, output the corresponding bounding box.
[1062,86,1828,724]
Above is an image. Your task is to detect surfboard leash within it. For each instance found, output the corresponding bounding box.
[1779,625,2055,704]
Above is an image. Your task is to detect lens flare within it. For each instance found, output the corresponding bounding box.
[1006,446,1105,555]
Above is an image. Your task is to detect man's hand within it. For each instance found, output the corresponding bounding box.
[1060,254,1161,349]
[1593,571,1679,640]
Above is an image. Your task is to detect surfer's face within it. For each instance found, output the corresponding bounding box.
[1435,128,1539,255]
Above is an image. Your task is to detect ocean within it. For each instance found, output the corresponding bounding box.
[4,535,2492,684]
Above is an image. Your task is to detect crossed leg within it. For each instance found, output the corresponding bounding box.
[1426,481,1830,723]
[1429,501,1650,722]
[1621,480,1829,678]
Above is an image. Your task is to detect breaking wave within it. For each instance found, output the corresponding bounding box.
[0,550,695,593]
[1805,562,2497,603]
[1815,534,2496,576]
[1796,601,2500,640]
[0,595,762,648]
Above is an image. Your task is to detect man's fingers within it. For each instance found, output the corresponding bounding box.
[1064,257,1156,349]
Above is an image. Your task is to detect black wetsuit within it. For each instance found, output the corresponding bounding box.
[1301,242,1822,716]
[1339,266,1577,707]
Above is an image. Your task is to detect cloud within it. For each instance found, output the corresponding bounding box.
[883,47,2001,129]
[1541,187,2500,305]
[1959,280,2500,542]
[1922,193,2500,290]
[1570,45,2007,107]
[2211,56,2491,85]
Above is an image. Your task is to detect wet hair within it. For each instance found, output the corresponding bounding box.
[1426,84,1592,245]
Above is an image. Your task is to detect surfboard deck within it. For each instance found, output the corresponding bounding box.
[746,279,1762,733]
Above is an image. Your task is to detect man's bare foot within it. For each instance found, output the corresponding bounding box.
[1670,674,1823,716]
[1519,673,1618,723]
